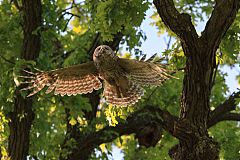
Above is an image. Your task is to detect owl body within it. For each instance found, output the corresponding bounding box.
[93,45,120,82]
[93,45,130,99]
[20,45,173,106]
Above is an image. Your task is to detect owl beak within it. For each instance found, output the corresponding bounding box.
[95,52,100,57]
[99,46,104,52]
[94,46,105,58]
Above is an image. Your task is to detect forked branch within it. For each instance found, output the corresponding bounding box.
[202,0,240,51]
[208,91,240,128]
[153,0,198,48]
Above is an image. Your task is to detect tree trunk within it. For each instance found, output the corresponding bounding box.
[169,44,220,160]
[8,0,42,159]
[153,0,240,159]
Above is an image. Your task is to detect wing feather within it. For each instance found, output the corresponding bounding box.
[20,61,102,97]
[103,81,144,106]
[118,58,173,86]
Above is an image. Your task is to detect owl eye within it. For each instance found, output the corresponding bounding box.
[96,47,101,51]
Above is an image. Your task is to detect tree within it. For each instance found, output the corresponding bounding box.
[0,0,239,160]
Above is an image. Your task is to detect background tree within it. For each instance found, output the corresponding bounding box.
[0,0,239,160]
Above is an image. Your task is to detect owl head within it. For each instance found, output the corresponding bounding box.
[93,45,115,61]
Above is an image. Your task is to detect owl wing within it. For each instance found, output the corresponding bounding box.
[118,57,172,86]
[20,61,102,97]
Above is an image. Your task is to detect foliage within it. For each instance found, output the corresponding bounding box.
[210,122,240,160]
[0,0,239,159]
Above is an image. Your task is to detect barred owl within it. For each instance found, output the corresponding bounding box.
[20,45,173,106]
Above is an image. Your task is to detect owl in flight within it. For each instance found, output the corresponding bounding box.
[20,45,173,106]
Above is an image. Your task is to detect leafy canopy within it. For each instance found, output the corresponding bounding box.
[0,0,239,159]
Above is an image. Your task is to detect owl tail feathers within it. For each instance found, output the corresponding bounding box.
[103,80,144,107]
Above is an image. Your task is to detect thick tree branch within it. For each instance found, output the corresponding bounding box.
[219,112,240,121]
[87,33,101,57]
[208,112,240,127]
[209,91,240,123]
[105,32,123,51]
[68,105,177,160]
[153,0,198,49]
[87,31,123,57]
[202,0,240,51]
[208,91,240,127]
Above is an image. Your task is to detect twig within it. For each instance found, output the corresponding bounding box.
[87,33,101,56]
[64,12,81,19]
[58,5,75,14]
[62,15,73,32]
[0,55,15,65]
[210,50,222,90]
[144,87,159,103]
[165,36,172,62]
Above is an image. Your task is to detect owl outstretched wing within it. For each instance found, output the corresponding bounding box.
[118,56,173,86]
[20,61,102,97]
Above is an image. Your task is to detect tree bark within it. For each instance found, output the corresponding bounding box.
[153,0,240,159]
[8,0,42,159]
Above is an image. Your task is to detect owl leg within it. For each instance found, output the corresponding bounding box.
[114,85,122,98]
[114,76,129,98]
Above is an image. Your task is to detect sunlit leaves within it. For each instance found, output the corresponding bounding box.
[29,96,66,159]
[209,122,240,160]
[104,104,127,126]
[220,13,240,65]
[87,0,150,48]
[150,12,176,37]
[0,112,8,156]
[69,117,77,126]
[174,0,214,21]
